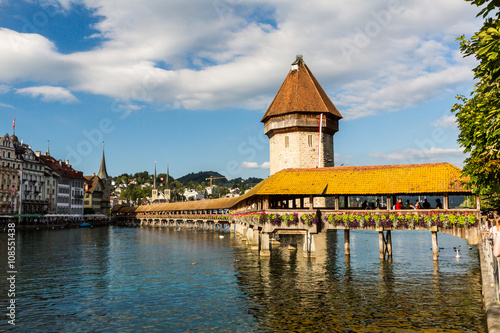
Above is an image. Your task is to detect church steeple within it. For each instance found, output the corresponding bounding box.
[97,143,109,179]
[166,163,169,189]
[163,162,171,202]
[153,161,157,189]
[152,161,159,203]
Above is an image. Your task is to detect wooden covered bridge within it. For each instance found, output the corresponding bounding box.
[113,162,481,260]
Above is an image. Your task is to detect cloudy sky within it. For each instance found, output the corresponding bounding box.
[0,0,482,179]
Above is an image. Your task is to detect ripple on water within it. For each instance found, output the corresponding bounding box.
[0,227,487,332]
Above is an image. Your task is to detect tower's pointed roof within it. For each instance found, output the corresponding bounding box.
[166,163,170,190]
[153,162,157,189]
[261,56,342,123]
[97,146,109,179]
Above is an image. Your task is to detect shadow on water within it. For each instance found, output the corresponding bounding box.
[0,227,487,332]
[234,229,487,332]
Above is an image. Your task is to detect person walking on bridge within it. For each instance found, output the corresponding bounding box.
[488,211,500,257]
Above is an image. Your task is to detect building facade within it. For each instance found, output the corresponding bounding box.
[0,134,85,216]
[84,148,111,215]
[84,174,104,213]
[39,154,85,215]
[16,143,46,214]
[0,134,20,214]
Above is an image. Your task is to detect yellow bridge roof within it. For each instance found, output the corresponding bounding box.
[135,196,240,213]
[131,163,470,213]
[251,163,469,196]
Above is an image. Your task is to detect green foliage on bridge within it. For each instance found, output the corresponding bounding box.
[453,0,500,206]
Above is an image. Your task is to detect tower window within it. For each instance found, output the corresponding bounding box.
[285,136,289,148]
[308,135,313,147]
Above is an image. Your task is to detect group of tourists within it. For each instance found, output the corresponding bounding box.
[359,198,444,210]
[394,198,442,210]
[483,211,500,257]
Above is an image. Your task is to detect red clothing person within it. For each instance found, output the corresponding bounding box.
[395,199,403,210]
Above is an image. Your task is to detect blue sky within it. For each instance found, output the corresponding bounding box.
[0,0,482,180]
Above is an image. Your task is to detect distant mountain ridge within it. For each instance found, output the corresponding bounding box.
[177,171,228,184]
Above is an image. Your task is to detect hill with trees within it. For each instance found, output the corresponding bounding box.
[112,170,264,204]
[177,171,228,184]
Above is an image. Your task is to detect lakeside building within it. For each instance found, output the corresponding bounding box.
[84,174,105,214]
[41,155,58,213]
[0,134,20,214]
[84,147,112,215]
[38,153,85,215]
[15,140,46,214]
[0,132,86,216]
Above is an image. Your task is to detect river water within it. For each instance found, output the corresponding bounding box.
[0,226,487,332]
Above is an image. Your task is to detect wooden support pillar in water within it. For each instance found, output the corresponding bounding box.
[344,229,350,255]
[377,228,392,260]
[251,229,260,251]
[386,230,392,258]
[246,227,253,245]
[378,230,384,259]
[431,227,439,261]
[303,232,316,258]
[260,233,271,257]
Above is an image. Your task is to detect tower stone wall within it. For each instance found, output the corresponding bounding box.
[269,130,334,175]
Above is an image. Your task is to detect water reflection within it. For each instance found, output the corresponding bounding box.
[234,230,487,332]
[0,227,487,332]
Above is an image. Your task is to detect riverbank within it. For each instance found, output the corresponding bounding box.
[479,243,500,332]
[0,219,111,232]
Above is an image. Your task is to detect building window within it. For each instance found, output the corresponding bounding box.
[285,136,289,148]
[308,135,313,147]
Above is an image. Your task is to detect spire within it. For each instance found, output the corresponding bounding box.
[166,163,170,189]
[153,161,157,189]
[97,142,109,179]
[261,55,342,123]
[46,140,50,156]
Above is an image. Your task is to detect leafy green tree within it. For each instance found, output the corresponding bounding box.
[452,0,500,199]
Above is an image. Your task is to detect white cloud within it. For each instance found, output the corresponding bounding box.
[433,115,457,128]
[0,84,10,94]
[0,0,482,116]
[0,102,13,108]
[369,147,465,163]
[240,161,270,169]
[16,86,78,103]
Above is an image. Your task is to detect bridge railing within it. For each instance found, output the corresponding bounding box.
[482,234,500,303]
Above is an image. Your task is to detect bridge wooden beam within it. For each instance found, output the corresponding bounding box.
[260,233,271,257]
[344,229,350,255]
[377,228,392,260]
[431,227,439,261]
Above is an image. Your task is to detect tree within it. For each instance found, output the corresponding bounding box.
[452,0,500,198]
